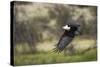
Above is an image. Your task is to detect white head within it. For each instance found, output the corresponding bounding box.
[62,25,70,30]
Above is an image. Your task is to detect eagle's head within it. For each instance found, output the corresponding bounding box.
[62,24,71,31]
[62,22,80,31]
[62,23,81,36]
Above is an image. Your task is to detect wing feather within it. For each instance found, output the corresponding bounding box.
[53,36,73,53]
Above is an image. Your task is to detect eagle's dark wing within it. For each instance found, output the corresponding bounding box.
[75,25,81,35]
[53,36,73,53]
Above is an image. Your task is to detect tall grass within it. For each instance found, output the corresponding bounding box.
[14,48,97,66]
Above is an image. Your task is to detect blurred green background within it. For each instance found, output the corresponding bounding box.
[13,1,97,66]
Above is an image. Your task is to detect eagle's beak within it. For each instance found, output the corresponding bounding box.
[62,25,70,30]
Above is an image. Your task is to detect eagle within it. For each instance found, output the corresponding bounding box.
[53,21,80,53]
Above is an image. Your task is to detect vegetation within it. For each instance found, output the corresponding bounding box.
[12,1,97,65]
[14,38,97,65]
[14,48,97,66]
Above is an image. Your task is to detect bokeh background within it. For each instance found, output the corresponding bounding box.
[12,1,97,66]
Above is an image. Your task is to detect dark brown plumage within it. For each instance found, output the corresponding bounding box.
[53,23,80,53]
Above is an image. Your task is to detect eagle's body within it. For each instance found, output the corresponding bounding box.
[54,22,80,53]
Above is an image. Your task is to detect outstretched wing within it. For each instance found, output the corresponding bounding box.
[53,36,73,53]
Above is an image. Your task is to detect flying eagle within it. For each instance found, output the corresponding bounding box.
[53,21,80,53]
